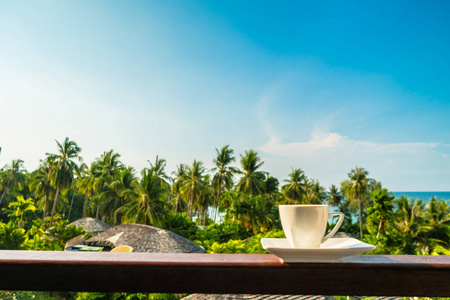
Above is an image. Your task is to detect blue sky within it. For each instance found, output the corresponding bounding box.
[1,1,449,191]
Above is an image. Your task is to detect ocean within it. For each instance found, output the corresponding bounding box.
[392,191,450,202]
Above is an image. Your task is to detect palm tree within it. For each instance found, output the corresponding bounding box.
[181,160,208,218]
[100,167,138,224]
[263,176,279,203]
[328,184,344,208]
[121,169,168,226]
[342,167,370,238]
[77,162,98,218]
[194,174,214,225]
[94,150,123,191]
[236,150,266,196]
[211,145,238,221]
[148,156,170,186]
[29,160,55,219]
[67,178,80,221]
[90,150,124,218]
[281,168,306,204]
[395,196,424,236]
[46,137,82,226]
[417,197,450,253]
[170,164,188,213]
[0,159,27,208]
[226,192,276,234]
[97,150,123,176]
[393,196,427,254]
[305,179,327,204]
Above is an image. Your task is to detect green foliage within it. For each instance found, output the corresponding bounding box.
[1,144,450,299]
[3,195,37,229]
[236,150,266,196]
[0,159,28,210]
[327,184,344,208]
[363,189,396,254]
[191,219,252,248]
[47,220,87,250]
[281,168,307,204]
[0,291,56,300]
[337,198,360,236]
[0,143,449,283]
[27,221,48,250]
[74,293,182,300]
[67,192,86,222]
[361,191,450,255]
[0,221,29,250]
[0,214,89,251]
[206,229,284,254]
[46,137,82,226]
[417,197,450,253]
[223,192,280,234]
[120,169,169,226]
[341,167,371,238]
[162,212,199,239]
[432,245,450,255]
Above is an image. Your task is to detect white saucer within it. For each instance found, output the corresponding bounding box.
[261,237,376,263]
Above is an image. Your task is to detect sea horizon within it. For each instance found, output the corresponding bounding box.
[392,191,450,201]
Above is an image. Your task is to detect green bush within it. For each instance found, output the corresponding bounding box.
[74,293,182,300]
[162,213,199,239]
[46,220,87,250]
[205,229,284,254]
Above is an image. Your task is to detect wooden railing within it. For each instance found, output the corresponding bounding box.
[0,251,449,297]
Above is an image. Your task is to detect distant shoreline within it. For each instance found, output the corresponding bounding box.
[392,191,450,201]
[393,191,450,193]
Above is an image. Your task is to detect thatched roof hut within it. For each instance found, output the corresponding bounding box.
[181,295,401,300]
[182,294,337,300]
[70,218,110,234]
[85,223,205,253]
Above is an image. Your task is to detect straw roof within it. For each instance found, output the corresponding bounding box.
[85,223,205,253]
[70,218,110,234]
[182,295,402,300]
[182,294,336,300]
[65,235,86,249]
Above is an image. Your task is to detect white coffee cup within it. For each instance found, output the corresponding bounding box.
[279,204,344,248]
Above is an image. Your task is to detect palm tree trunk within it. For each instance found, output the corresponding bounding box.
[50,186,61,227]
[377,219,383,239]
[187,195,194,218]
[358,196,363,238]
[68,191,75,221]
[43,197,47,220]
[213,188,222,223]
[0,190,6,206]
[82,195,88,218]
[213,177,223,223]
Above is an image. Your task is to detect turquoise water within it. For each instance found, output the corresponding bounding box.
[392,191,450,202]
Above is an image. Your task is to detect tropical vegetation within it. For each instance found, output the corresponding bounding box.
[0,138,449,299]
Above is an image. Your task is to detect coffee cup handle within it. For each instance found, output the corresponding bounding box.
[322,212,345,243]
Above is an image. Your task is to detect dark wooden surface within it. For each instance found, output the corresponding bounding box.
[0,251,449,296]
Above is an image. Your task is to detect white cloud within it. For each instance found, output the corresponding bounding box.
[260,132,438,158]
[257,132,449,191]
[260,132,439,158]
[260,132,355,156]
